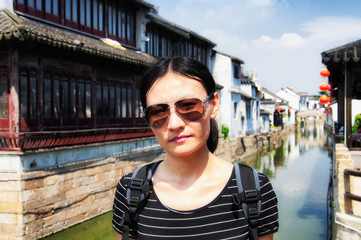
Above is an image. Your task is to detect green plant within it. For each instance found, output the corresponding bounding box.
[222,124,229,139]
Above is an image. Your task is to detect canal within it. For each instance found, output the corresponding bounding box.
[42,124,332,240]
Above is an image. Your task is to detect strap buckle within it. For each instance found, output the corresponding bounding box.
[129,178,145,191]
[244,189,260,203]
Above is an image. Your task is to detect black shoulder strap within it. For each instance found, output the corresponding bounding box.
[233,162,261,240]
[122,160,162,240]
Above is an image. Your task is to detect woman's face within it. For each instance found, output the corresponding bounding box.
[145,71,219,158]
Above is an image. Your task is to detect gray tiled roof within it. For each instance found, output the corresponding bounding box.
[322,38,361,64]
[131,0,154,9]
[214,50,244,64]
[146,12,216,47]
[0,9,157,67]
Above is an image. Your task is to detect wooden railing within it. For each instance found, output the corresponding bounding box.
[0,127,154,151]
[333,129,361,150]
[344,168,361,202]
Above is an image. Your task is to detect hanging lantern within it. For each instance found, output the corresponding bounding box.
[320,68,330,78]
[319,82,330,91]
[319,95,330,104]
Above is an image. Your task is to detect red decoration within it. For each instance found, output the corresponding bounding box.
[320,68,330,78]
[319,82,330,91]
[319,95,330,104]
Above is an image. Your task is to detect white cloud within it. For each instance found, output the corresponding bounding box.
[250,33,305,49]
[149,0,361,94]
[280,33,305,48]
[302,16,361,49]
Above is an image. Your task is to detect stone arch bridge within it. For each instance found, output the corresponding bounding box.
[296,110,326,122]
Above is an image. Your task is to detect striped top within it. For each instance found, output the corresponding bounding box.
[113,167,279,239]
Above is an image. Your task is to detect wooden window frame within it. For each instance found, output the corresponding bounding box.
[43,74,61,129]
[0,71,9,130]
[19,70,38,131]
[13,0,138,46]
[45,0,60,23]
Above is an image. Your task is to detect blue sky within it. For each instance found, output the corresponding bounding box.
[147,0,361,94]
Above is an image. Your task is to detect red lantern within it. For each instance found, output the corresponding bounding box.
[320,68,330,78]
[319,95,330,104]
[319,82,330,91]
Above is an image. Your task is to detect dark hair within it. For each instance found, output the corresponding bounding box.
[140,57,218,153]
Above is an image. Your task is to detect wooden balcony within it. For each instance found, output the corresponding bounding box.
[0,127,154,151]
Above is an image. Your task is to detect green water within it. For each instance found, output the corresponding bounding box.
[41,212,115,240]
[42,124,332,240]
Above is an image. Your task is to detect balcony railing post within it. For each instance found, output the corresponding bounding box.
[0,127,153,151]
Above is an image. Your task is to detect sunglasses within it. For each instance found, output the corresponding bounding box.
[143,93,214,129]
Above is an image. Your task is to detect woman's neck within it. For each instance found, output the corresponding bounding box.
[162,148,214,181]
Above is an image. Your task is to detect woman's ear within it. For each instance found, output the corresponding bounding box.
[210,92,220,119]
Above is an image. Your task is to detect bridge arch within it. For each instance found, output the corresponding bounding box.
[296,110,326,122]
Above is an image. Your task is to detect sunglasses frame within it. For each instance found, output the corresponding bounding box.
[143,92,215,129]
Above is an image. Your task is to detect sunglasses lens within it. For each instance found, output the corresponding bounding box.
[175,98,204,121]
[144,104,169,128]
[144,97,208,128]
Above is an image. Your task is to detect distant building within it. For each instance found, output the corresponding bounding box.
[276,87,299,125]
[212,51,244,139]
[240,72,262,135]
[261,88,288,127]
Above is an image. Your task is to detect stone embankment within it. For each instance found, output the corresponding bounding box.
[332,144,361,240]
[0,124,295,240]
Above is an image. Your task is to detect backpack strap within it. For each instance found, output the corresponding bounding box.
[233,162,261,240]
[121,160,162,240]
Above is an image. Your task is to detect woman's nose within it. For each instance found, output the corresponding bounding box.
[167,107,185,129]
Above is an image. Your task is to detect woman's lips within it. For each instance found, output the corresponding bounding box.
[171,135,190,143]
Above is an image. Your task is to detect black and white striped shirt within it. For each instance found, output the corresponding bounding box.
[113,167,279,239]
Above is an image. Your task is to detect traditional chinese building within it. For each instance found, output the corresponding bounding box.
[0,1,216,239]
[322,39,361,150]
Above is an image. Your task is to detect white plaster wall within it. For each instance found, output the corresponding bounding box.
[0,154,22,172]
[0,0,13,11]
[276,89,300,110]
[230,94,243,139]
[260,115,270,134]
[213,53,233,134]
[331,102,338,123]
[351,99,361,125]
[261,104,275,125]
[308,99,319,110]
[252,100,259,132]
[263,91,274,100]
[240,83,252,96]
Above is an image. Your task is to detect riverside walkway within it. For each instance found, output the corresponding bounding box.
[332,144,361,239]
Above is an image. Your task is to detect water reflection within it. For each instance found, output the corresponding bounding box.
[238,124,332,240]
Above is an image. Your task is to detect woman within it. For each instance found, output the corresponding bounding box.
[113,57,279,239]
